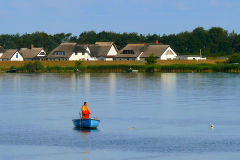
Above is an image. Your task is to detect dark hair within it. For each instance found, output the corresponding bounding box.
[84,102,87,105]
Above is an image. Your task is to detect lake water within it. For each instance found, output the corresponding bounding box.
[0,72,240,160]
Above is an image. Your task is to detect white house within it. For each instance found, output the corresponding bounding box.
[47,42,118,61]
[0,49,24,61]
[175,55,206,60]
[140,45,177,60]
[115,43,177,61]
[47,43,90,61]
[20,46,47,61]
[88,42,118,61]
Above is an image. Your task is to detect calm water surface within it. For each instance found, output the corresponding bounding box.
[0,72,240,160]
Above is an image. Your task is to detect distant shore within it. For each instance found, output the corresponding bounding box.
[1,59,239,73]
[0,59,225,68]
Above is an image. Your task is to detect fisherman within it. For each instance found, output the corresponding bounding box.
[81,102,91,118]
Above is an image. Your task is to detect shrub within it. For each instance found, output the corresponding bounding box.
[34,61,45,72]
[145,53,157,65]
[226,54,240,64]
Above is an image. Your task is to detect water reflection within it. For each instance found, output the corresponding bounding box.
[73,128,100,160]
[161,73,176,93]
[73,128,100,133]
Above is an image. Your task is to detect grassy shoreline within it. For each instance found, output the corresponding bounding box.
[1,59,239,73]
[0,59,225,68]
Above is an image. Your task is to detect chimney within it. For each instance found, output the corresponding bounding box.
[31,44,34,49]
[155,40,158,44]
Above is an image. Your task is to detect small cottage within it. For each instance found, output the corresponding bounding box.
[47,43,89,61]
[88,42,118,61]
[47,42,118,61]
[0,49,24,61]
[20,46,47,61]
[140,45,177,60]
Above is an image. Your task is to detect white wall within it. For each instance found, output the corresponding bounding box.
[69,52,91,61]
[176,56,206,60]
[160,47,177,60]
[11,51,24,61]
[88,57,97,61]
[107,45,118,56]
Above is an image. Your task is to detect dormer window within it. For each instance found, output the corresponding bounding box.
[122,50,134,54]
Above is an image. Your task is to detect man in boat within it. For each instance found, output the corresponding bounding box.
[81,102,91,118]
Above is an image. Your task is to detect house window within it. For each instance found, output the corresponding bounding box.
[122,50,134,54]
[53,51,66,55]
[39,52,45,55]
[82,52,85,55]
[75,52,78,55]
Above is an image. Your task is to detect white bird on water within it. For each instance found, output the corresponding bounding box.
[209,125,214,128]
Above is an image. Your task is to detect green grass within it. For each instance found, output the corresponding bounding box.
[1,63,240,73]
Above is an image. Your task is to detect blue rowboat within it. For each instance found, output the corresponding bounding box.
[72,118,100,129]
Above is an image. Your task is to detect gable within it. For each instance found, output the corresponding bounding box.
[164,50,174,55]
[37,49,46,56]
[106,45,118,56]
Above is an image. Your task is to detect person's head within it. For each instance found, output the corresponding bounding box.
[84,102,87,106]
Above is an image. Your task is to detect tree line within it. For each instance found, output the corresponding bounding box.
[1,27,240,57]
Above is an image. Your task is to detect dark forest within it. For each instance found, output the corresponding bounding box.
[1,27,239,57]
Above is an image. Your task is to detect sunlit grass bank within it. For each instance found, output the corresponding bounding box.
[1,59,239,73]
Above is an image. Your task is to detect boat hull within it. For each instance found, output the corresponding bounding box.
[124,69,138,73]
[72,118,100,129]
[6,69,17,73]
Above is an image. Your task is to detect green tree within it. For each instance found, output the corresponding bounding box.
[75,59,83,68]
[226,54,240,64]
[24,62,36,73]
[145,53,157,65]
[34,61,44,72]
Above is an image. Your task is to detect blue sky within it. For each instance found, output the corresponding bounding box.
[1,0,240,36]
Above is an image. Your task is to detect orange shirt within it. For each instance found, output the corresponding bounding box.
[81,105,90,118]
